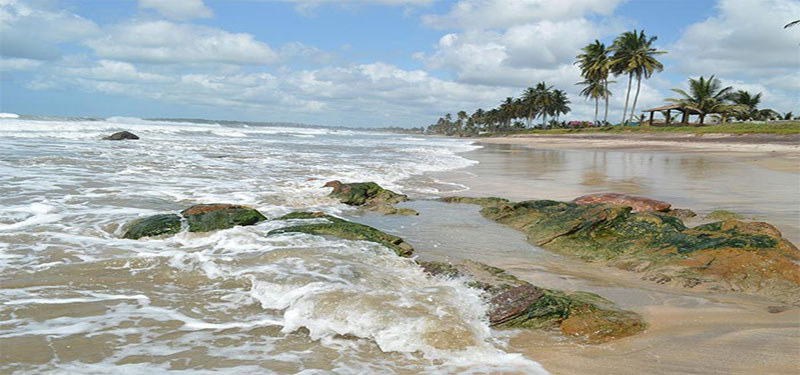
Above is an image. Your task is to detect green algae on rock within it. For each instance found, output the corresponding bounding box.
[122,214,182,239]
[269,212,414,257]
[180,204,267,232]
[323,180,419,216]
[704,209,749,221]
[443,196,800,304]
[420,260,645,343]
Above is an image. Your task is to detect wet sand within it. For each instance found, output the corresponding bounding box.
[476,133,800,173]
[381,138,800,374]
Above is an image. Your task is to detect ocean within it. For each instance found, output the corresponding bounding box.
[0,116,546,374]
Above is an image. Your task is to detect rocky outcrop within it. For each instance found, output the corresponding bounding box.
[269,212,414,257]
[323,181,418,216]
[122,214,182,239]
[572,192,671,212]
[123,204,267,239]
[103,131,139,140]
[420,260,645,343]
[180,204,267,232]
[443,196,800,304]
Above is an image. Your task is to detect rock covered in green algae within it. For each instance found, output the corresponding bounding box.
[443,196,800,304]
[122,214,182,239]
[180,204,267,232]
[323,180,419,216]
[419,260,645,343]
[269,212,414,257]
[704,209,749,221]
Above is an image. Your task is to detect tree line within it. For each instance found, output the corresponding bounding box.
[426,26,795,135]
[426,82,572,135]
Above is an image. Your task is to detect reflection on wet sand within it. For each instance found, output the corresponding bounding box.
[430,143,800,243]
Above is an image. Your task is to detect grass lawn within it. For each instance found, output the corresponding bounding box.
[503,121,800,135]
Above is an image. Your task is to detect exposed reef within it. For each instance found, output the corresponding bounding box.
[442,194,800,304]
[323,180,419,215]
[420,260,645,343]
[122,204,266,239]
[269,211,414,257]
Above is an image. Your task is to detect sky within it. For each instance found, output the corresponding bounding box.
[1,0,798,127]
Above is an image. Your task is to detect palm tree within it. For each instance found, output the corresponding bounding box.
[532,82,554,127]
[610,30,666,125]
[576,40,611,123]
[521,87,539,127]
[666,75,738,125]
[577,79,605,124]
[456,110,468,134]
[731,90,762,120]
[499,97,516,130]
[551,89,571,123]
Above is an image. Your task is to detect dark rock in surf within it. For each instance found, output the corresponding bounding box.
[323,180,419,216]
[103,131,139,140]
[122,214,182,239]
[269,211,414,257]
[419,260,645,343]
[180,204,267,232]
[441,195,800,305]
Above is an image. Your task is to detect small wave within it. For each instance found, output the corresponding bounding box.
[0,112,20,119]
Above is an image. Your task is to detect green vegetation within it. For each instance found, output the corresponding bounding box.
[486,121,800,135]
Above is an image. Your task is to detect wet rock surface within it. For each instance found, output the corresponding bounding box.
[122,214,182,239]
[420,260,645,343]
[181,204,267,232]
[269,212,414,257]
[572,192,671,212]
[103,131,139,140]
[324,181,419,215]
[443,195,800,304]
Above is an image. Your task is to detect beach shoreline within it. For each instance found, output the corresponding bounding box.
[473,133,800,173]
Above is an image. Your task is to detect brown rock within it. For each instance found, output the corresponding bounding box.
[572,192,671,212]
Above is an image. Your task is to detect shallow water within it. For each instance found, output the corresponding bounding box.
[0,117,544,374]
[431,143,800,243]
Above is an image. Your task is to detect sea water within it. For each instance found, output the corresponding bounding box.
[0,116,546,374]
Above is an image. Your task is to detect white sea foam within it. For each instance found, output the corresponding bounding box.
[0,117,550,374]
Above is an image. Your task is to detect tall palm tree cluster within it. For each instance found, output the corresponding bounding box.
[667,75,785,124]
[575,30,665,126]
[426,82,571,135]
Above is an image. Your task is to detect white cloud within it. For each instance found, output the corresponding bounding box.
[0,0,99,60]
[85,20,280,65]
[671,0,800,112]
[0,57,42,71]
[422,0,622,30]
[138,0,213,20]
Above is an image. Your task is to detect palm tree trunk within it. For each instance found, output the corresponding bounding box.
[629,75,642,125]
[603,79,609,124]
[594,97,599,124]
[622,72,632,125]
